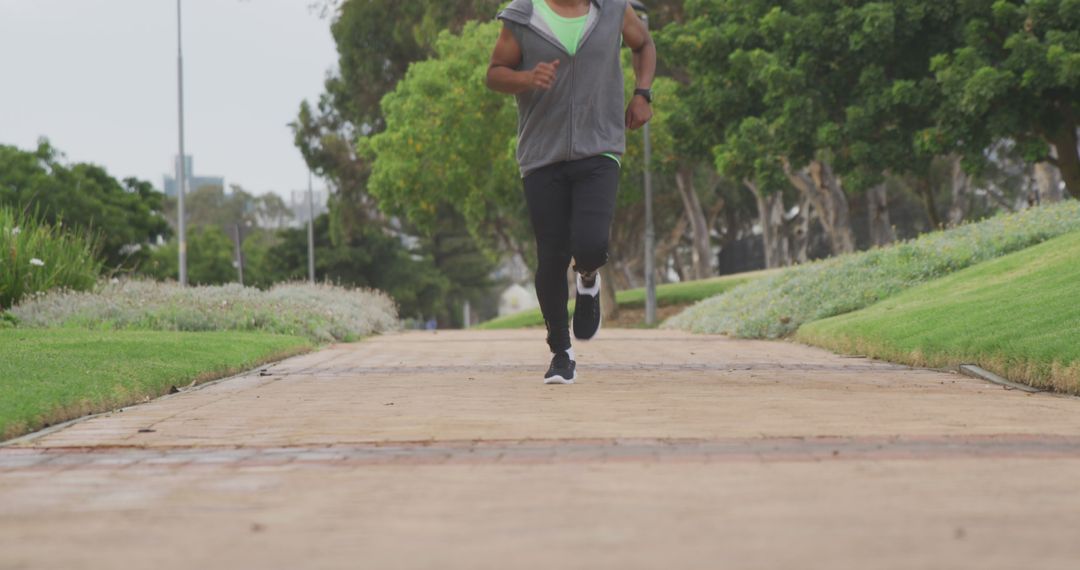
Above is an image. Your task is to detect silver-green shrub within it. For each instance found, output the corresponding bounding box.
[8,280,399,343]
[666,200,1080,338]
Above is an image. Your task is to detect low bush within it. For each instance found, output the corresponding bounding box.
[0,206,101,309]
[8,280,399,343]
[477,271,771,330]
[666,200,1080,338]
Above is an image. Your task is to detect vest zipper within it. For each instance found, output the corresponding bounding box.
[567,57,575,162]
[519,2,604,165]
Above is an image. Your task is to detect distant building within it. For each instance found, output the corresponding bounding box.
[288,189,329,228]
[162,155,224,197]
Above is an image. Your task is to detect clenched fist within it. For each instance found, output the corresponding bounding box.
[625,94,652,130]
[530,60,560,90]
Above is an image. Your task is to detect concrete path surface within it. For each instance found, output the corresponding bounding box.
[3,329,1080,569]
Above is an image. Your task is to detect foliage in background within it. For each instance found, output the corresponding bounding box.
[798,230,1080,394]
[293,1,511,325]
[294,0,506,231]
[478,270,769,330]
[0,329,311,441]
[159,184,294,237]
[927,0,1080,199]
[8,280,399,343]
[657,0,1076,269]
[666,200,1080,338]
[363,20,524,253]
[145,226,239,286]
[0,140,170,270]
[657,0,963,241]
[264,213,453,320]
[365,21,684,267]
[0,206,101,309]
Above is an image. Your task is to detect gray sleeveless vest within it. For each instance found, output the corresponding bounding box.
[497,0,627,177]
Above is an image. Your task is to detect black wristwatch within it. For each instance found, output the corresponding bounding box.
[634,88,653,104]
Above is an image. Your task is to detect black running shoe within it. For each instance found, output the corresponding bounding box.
[544,351,577,385]
[573,273,602,340]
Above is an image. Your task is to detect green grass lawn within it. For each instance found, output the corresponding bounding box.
[0,329,312,440]
[797,230,1080,394]
[667,201,1080,338]
[477,270,773,330]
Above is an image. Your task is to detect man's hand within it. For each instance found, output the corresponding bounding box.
[488,26,558,95]
[626,94,652,130]
[530,60,560,90]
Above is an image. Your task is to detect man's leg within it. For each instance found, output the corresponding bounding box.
[523,163,574,357]
[568,156,620,340]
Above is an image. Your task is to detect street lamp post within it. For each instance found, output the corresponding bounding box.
[175,0,188,287]
[233,223,245,286]
[630,0,657,325]
[307,170,316,284]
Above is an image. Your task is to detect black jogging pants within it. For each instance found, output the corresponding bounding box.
[523,156,619,352]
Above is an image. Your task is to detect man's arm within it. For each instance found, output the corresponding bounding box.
[623,3,656,130]
[487,24,560,94]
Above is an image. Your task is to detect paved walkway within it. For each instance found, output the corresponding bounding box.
[3,330,1080,569]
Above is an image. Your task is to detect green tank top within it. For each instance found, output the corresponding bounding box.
[532,0,621,167]
[533,0,587,56]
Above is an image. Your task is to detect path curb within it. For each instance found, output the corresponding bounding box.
[959,364,1044,394]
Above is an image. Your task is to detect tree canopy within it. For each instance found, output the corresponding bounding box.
[363,21,523,253]
[0,140,170,270]
[927,0,1080,198]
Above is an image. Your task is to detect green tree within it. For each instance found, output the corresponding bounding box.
[0,140,170,271]
[927,0,1080,199]
[365,20,696,286]
[160,184,263,235]
[293,1,511,322]
[145,226,237,286]
[661,0,970,258]
[364,21,525,254]
[293,0,505,244]
[264,214,455,321]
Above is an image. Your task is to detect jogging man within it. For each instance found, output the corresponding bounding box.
[487,0,656,384]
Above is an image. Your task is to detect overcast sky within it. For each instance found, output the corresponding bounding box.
[0,0,337,199]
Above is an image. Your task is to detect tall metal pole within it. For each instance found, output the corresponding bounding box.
[307,170,316,284]
[176,0,188,287]
[233,223,244,286]
[637,7,657,326]
[643,113,657,325]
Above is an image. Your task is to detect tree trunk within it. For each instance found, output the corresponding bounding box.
[599,265,618,320]
[1046,119,1080,200]
[744,180,790,269]
[1034,161,1065,205]
[705,196,726,238]
[674,166,714,280]
[917,176,942,230]
[866,183,895,247]
[783,160,856,255]
[947,156,971,227]
[807,161,856,254]
[791,191,811,264]
[654,212,689,278]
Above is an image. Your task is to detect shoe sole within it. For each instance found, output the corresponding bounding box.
[573,301,602,341]
[574,274,602,341]
[544,373,577,385]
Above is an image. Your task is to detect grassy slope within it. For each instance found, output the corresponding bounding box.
[0,329,312,440]
[666,201,1080,338]
[478,270,772,330]
[798,231,1080,393]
